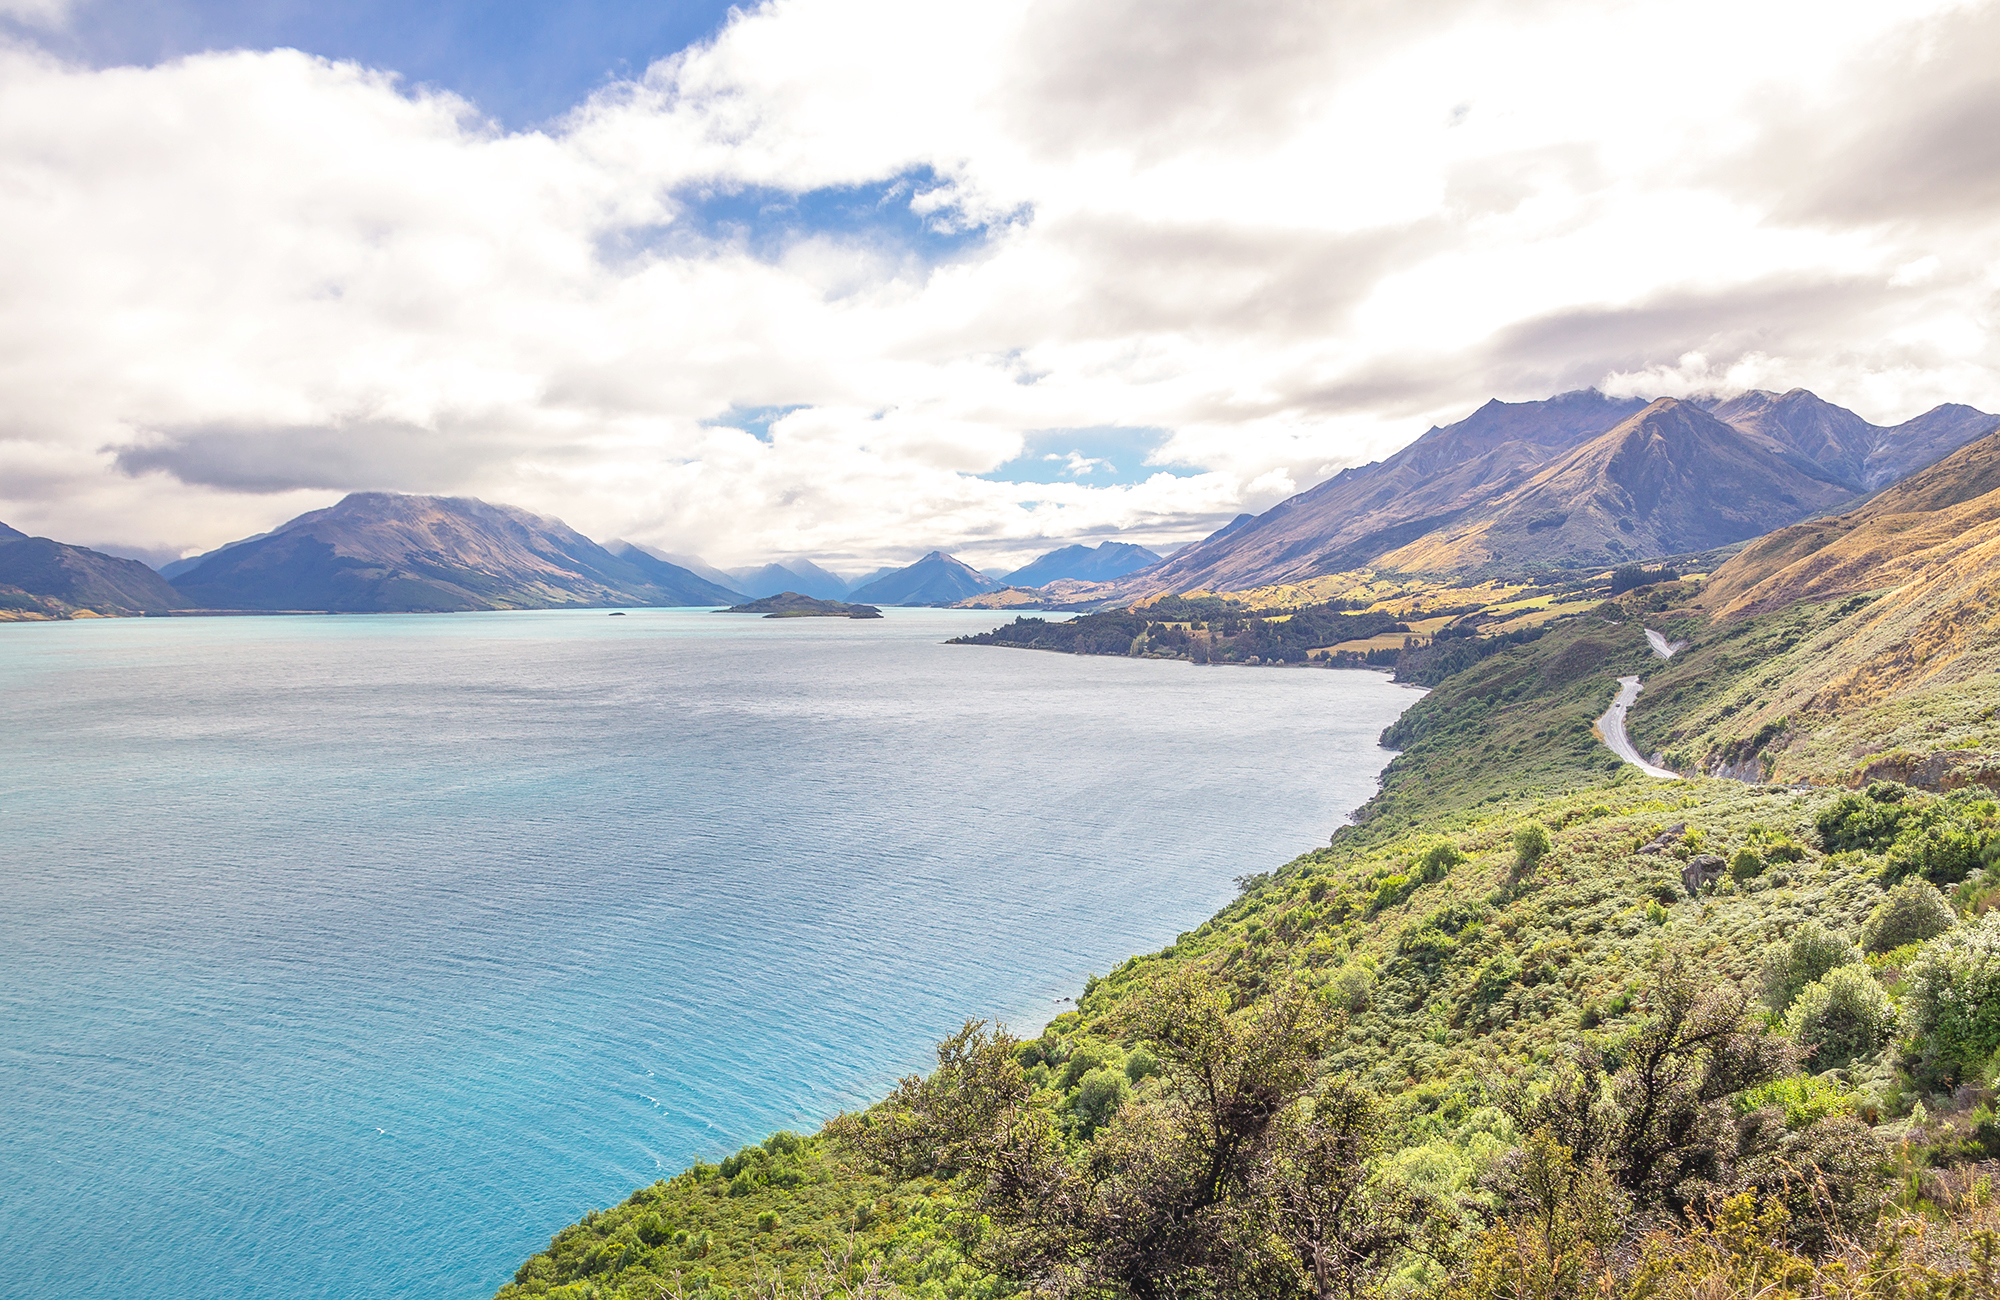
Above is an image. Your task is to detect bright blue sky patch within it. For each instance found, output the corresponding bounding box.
[704,405,809,443]
[981,428,1204,487]
[17,0,739,127]
[669,167,1021,265]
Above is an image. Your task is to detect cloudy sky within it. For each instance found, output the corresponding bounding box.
[2,0,1996,573]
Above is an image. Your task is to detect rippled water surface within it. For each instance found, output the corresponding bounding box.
[0,608,1416,1300]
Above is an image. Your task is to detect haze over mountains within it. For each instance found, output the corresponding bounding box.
[848,552,1004,606]
[6,384,1997,620]
[1002,542,1162,588]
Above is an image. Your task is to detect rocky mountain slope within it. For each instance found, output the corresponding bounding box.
[170,493,740,611]
[848,551,1003,605]
[1111,387,1999,596]
[1120,388,1650,594]
[1370,398,1856,572]
[0,523,188,616]
[1707,388,2000,491]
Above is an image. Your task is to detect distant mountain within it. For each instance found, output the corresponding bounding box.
[728,559,852,601]
[1371,399,1857,572]
[611,546,747,605]
[1003,541,1162,588]
[170,492,740,611]
[0,523,188,615]
[1708,388,1880,488]
[1708,389,2000,491]
[1865,404,2000,490]
[609,543,745,595]
[1110,386,2000,596]
[848,551,1006,605]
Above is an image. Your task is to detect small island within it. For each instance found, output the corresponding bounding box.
[720,591,883,619]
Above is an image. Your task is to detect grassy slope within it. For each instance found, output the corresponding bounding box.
[497,582,2000,1299]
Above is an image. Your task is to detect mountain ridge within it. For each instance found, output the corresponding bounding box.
[1106,387,2000,597]
[849,551,1005,605]
[171,492,740,611]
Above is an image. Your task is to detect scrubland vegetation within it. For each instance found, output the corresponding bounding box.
[501,578,2000,1300]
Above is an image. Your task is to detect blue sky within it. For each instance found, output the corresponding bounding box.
[17,0,739,126]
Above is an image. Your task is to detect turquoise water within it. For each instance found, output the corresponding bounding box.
[0,608,1416,1299]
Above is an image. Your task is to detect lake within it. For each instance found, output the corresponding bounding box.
[0,608,1416,1299]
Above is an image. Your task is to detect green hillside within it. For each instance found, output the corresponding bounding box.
[498,571,2000,1297]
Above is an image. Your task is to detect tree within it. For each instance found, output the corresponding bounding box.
[1501,957,1794,1215]
[1513,822,1553,873]
[832,971,1427,1300]
[1783,966,1896,1067]
[1761,920,1862,1014]
[1905,913,2000,1079]
[1261,1079,1424,1300]
[1862,879,1957,953]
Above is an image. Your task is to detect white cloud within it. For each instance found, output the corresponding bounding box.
[0,0,1997,571]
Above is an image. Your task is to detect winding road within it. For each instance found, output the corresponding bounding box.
[1592,628,1683,780]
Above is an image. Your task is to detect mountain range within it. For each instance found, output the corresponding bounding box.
[1110,388,2000,597]
[168,493,739,611]
[8,385,1997,619]
[1001,541,1162,588]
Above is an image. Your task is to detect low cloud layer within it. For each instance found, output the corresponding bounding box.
[1,0,1996,571]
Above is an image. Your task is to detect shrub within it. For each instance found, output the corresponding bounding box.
[1861,879,1956,953]
[1783,967,1897,1067]
[1731,1075,1855,1130]
[1513,822,1553,872]
[1764,836,1807,865]
[1905,914,2000,1078]
[1729,847,1764,881]
[1416,839,1469,882]
[1066,1067,1130,1138]
[1058,1042,1116,1089]
[1123,1047,1160,1085]
[1761,921,1862,1013]
[1816,784,1912,853]
[754,1210,781,1233]
[1329,961,1374,1011]
[1883,819,2000,887]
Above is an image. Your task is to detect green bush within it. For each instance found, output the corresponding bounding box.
[1729,847,1764,881]
[1058,1042,1113,1089]
[1905,913,2000,1078]
[1764,836,1808,864]
[1783,966,1897,1067]
[1123,1047,1160,1085]
[1762,920,1863,1013]
[1732,1074,1856,1130]
[1066,1067,1130,1138]
[1862,879,1957,953]
[754,1210,781,1232]
[1817,783,1912,853]
[1415,839,1468,882]
[1883,820,2000,887]
[1512,821,1553,871]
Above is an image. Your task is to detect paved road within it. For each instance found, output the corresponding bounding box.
[1645,628,1688,659]
[1596,674,1680,779]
